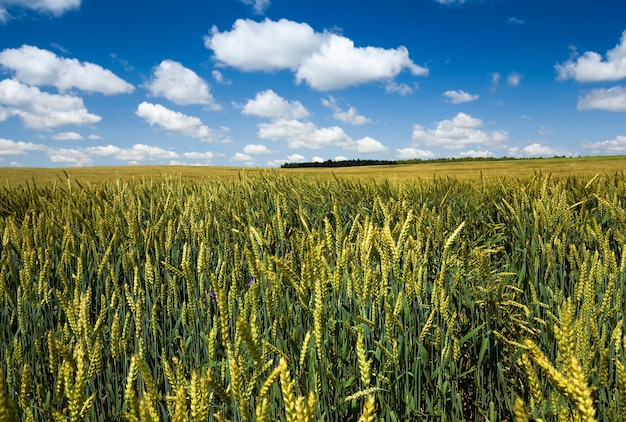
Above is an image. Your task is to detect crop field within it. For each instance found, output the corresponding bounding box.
[2,155,626,187]
[1,163,626,420]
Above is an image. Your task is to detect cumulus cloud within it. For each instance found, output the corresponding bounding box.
[460,150,494,158]
[257,118,387,152]
[396,147,435,160]
[507,72,522,87]
[0,136,222,166]
[145,60,219,108]
[321,96,371,125]
[241,0,270,14]
[243,144,274,154]
[518,142,563,157]
[0,45,133,94]
[577,86,626,112]
[135,102,228,142]
[312,156,325,163]
[295,33,427,90]
[258,118,352,149]
[90,144,178,161]
[351,136,387,153]
[0,0,80,21]
[0,78,101,128]
[442,90,479,104]
[87,134,102,140]
[230,152,255,164]
[182,151,214,160]
[206,18,427,90]
[556,30,626,82]
[385,81,414,95]
[206,19,321,72]
[47,147,92,166]
[412,112,508,149]
[0,137,46,155]
[242,89,309,119]
[583,135,626,154]
[52,131,83,140]
[287,153,305,162]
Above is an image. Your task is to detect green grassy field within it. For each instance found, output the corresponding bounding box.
[1,155,626,187]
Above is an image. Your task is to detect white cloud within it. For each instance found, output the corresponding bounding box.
[243,144,273,154]
[432,0,467,4]
[0,137,46,155]
[556,30,626,83]
[241,0,270,14]
[20,142,217,166]
[583,135,626,154]
[312,156,325,163]
[385,81,414,95]
[508,17,525,25]
[0,0,80,21]
[0,45,133,94]
[321,96,371,125]
[206,19,321,72]
[335,155,349,161]
[518,142,563,157]
[231,152,256,165]
[351,136,388,153]
[266,158,288,167]
[577,86,626,112]
[206,18,427,91]
[396,147,435,160]
[87,134,102,140]
[258,118,387,153]
[47,147,92,166]
[145,60,218,108]
[412,112,508,149]
[507,72,522,87]
[135,102,228,142]
[183,151,214,160]
[442,90,479,104]
[0,78,101,128]
[460,150,494,158]
[212,70,231,85]
[85,143,178,161]
[52,131,83,140]
[242,89,309,119]
[287,153,305,162]
[296,33,427,90]
[9,161,23,167]
[258,118,353,149]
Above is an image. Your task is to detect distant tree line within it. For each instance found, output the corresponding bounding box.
[281,159,396,168]
[280,155,572,169]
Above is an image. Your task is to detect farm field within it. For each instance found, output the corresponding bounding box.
[1,155,626,187]
[1,162,626,420]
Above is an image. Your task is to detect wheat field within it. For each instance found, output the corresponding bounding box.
[1,169,625,421]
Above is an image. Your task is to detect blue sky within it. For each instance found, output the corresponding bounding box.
[1,0,625,167]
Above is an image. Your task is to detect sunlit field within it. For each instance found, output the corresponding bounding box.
[1,158,626,420]
[1,155,626,187]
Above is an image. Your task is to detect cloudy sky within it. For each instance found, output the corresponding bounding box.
[1,0,625,167]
